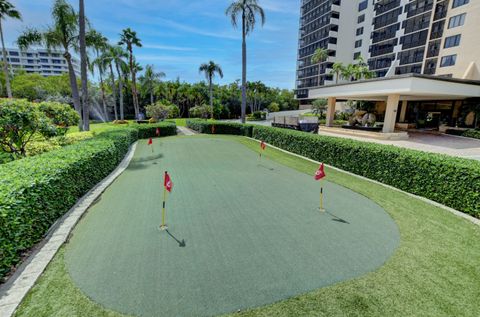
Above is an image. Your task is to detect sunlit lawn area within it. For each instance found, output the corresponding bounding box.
[14,135,480,317]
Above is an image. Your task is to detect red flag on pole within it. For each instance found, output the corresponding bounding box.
[260,141,266,150]
[156,128,160,137]
[164,172,173,193]
[148,138,153,145]
[314,163,326,181]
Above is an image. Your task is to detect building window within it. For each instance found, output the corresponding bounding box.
[452,0,469,8]
[353,52,361,60]
[9,58,20,63]
[444,35,461,48]
[358,0,368,11]
[356,27,364,36]
[9,51,19,56]
[358,14,365,23]
[40,58,48,63]
[448,13,466,28]
[440,54,457,67]
[355,40,362,48]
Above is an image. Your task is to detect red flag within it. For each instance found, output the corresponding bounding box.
[314,163,326,181]
[164,172,173,193]
[156,128,160,137]
[260,141,266,150]
[148,138,153,145]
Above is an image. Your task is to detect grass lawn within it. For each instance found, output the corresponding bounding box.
[166,118,187,126]
[14,136,480,317]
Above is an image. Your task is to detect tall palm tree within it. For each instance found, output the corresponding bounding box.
[199,61,223,119]
[78,0,89,130]
[226,0,265,123]
[17,0,83,127]
[119,28,142,119]
[140,64,165,105]
[0,0,21,98]
[88,30,109,119]
[106,45,128,120]
[329,62,345,84]
[311,48,328,87]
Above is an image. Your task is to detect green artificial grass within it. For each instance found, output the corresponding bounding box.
[15,136,480,317]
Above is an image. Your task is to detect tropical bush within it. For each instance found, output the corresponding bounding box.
[462,129,480,139]
[311,99,328,118]
[252,125,480,218]
[186,119,254,136]
[0,122,177,280]
[0,99,75,157]
[189,105,212,119]
[37,101,80,135]
[145,101,179,120]
[247,111,266,121]
[268,102,280,113]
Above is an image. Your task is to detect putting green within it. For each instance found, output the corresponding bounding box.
[65,136,399,317]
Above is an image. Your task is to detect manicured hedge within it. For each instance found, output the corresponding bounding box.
[186,119,254,137]
[462,129,480,140]
[253,126,480,218]
[0,123,176,280]
[135,122,177,139]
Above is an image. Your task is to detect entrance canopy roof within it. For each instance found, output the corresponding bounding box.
[309,74,480,101]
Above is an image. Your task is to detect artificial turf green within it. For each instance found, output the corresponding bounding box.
[64,136,398,317]
[14,136,480,317]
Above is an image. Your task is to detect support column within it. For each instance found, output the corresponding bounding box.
[383,94,400,133]
[399,100,408,123]
[326,97,336,127]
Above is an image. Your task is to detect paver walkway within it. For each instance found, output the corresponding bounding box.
[318,130,480,160]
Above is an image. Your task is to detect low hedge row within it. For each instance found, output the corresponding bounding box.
[252,126,480,218]
[462,129,480,140]
[135,122,177,139]
[186,119,254,137]
[0,123,176,280]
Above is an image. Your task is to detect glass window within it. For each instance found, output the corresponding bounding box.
[452,0,469,8]
[9,51,19,56]
[357,14,365,23]
[448,13,466,28]
[440,54,457,67]
[353,52,361,60]
[358,0,368,11]
[356,27,364,36]
[355,40,362,48]
[444,35,461,48]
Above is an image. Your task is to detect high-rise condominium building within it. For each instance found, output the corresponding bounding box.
[296,0,480,103]
[1,48,80,77]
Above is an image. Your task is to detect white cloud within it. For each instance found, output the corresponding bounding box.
[142,44,197,51]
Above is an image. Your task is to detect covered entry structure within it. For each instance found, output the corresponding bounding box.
[309,74,480,133]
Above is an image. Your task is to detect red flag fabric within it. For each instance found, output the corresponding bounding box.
[260,141,266,150]
[164,172,173,192]
[156,128,160,137]
[148,138,153,145]
[314,163,326,181]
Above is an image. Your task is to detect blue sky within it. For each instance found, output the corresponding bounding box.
[4,0,300,89]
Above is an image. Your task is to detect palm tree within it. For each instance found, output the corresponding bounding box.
[105,45,128,120]
[329,62,345,84]
[0,0,21,98]
[199,61,223,119]
[311,48,328,88]
[119,28,142,119]
[140,64,165,105]
[88,30,109,120]
[17,0,83,127]
[226,0,265,123]
[78,0,89,130]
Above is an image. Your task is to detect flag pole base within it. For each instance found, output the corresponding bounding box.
[159,225,168,231]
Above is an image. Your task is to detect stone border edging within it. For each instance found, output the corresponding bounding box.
[247,137,480,227]
[0,142,138,317]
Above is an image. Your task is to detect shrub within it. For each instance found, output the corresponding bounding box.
[189,105,212,119]
[113,120,129,125]
[37,101,80,136]
[268,102,280,113]
[135,122,177,139]
[252,125,480,218]
[461,129,480,140]
[247,111,266,121]
[146,101,179,120]
[186,119,254,137]
[0,99,59,157]
[0,122,176,280]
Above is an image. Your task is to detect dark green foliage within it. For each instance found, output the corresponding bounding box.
[0,123,176,280]
[252,126,480,218]
[135,122,177,139]
[186,119,254,137]
[461,129,480,140]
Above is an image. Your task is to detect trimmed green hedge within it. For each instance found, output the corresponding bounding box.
[186,119,254,137]
[135,122,177,139]
[0,123,176,280]
[462,129,480,140]
[252,126,480,218]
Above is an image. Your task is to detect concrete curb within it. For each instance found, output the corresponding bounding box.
[0,142,138,317]
[247,137,480,227]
